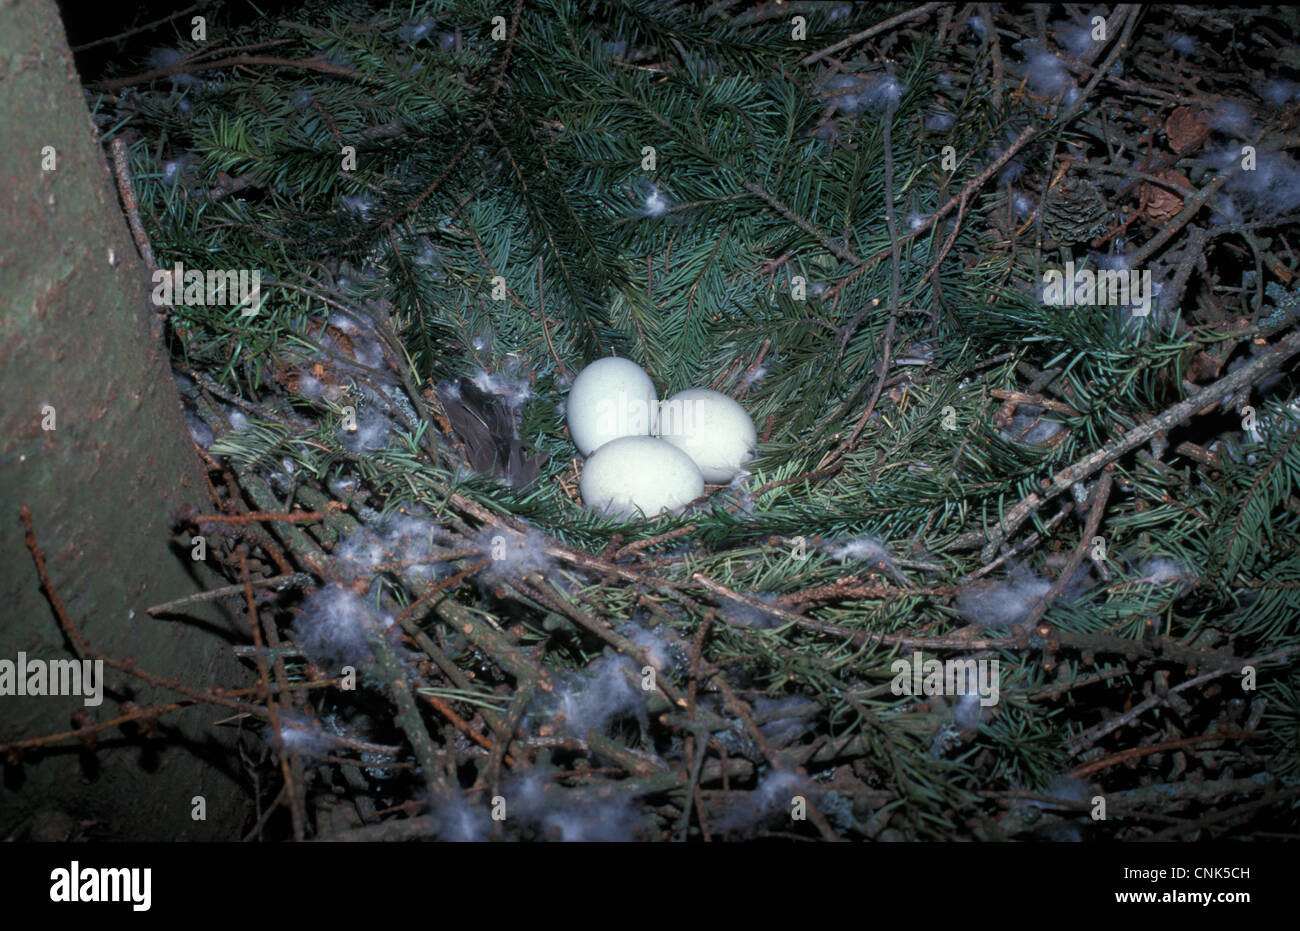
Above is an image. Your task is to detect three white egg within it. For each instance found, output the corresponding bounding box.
[658,388,757,483]
[567,357,756,518]
[566,357,657,456]
[579,436,704,518]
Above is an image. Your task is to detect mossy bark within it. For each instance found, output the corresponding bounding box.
[0,0,248,840]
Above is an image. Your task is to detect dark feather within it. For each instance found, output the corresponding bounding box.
[441,377,546,486]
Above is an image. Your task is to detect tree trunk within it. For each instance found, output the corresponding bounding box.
[0,0,247,840]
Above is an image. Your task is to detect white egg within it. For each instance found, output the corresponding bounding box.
[657,388,756,482]
[566,357,658,456]
[580,436,703,518]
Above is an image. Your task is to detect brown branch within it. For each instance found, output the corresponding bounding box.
[194,510,324,525]
[1068,731,1265,779]
[239,550,304,842]
[613,525,698,561]
[20,505,267,718]
[108,137,158,273]
[418,691,513,766]
[1148,785,1300,841]
[800,3,943,65]
[71,2,214,52]
[1023,468,1114,637]
[989,389,1079,416]
[94,53,367,92]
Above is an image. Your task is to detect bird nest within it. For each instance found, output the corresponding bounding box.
[85,1,1300,840]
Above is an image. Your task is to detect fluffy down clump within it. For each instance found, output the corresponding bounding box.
[1020,48,1079,105]
[953,689,984,730]
[335,513,449,586]
[710,770,810,835]
[340,405,393,452]
[428,791,492,842]
[1055,21,1098,59]
[545,652,648,738]
[471,369,532,411]
[294,584,387,666]
[618,618,677,672]
[503,772,647,841]
[1207,147,1300,219]
[274,714,334,755]
[1134,556,1197,596]
[955,573,1051,630]
[739,365,767,390]
[822,535,906,582]
[718,592,783,630]
[821,72,903,114]
[475,526,553,582]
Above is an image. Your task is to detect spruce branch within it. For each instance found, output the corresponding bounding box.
[952,327,1300,559]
